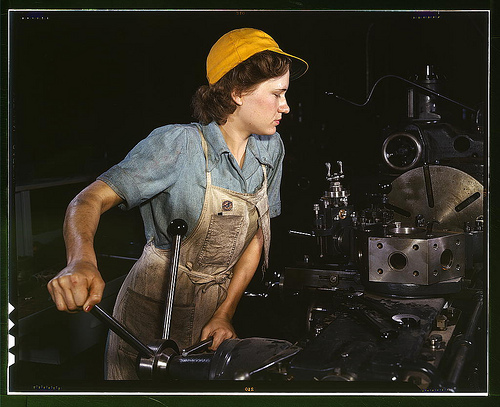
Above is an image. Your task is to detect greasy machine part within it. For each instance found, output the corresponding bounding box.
[386,166,483,232]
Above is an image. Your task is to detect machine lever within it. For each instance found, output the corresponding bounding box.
[162,219,188,340]
[288,230,315,237]
[181,337,214,357]
[90,304,154,358]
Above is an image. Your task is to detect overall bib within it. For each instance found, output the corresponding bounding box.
[106,128,271,380]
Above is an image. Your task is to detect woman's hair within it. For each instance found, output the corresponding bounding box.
[192,50,291,125]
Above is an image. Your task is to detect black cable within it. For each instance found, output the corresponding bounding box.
[326,74,476,112]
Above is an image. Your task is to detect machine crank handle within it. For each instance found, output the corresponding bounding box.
[90,218,188,380]
[163,219,188,340]
[90,304,154,358]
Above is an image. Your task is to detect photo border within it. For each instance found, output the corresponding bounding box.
[1,1,498,406]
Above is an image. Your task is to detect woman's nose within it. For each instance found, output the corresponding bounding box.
[279,97,290,114]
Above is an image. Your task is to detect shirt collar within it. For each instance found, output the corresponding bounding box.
[200,122,274,171]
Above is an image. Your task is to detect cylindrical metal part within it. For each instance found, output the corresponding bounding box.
[137,339,179,380]
[168,354,214,380]
[446,291,484,388]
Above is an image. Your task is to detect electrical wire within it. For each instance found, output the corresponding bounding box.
[326,74,476,112]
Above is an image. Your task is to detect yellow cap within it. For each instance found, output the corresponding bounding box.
[206,28,309,85]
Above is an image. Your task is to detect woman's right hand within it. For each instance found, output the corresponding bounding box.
[47,261,105,313]
[47,180,122,313]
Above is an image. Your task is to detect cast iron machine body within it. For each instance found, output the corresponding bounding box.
[278,66,486,391]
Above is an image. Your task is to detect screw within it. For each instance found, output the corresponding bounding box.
[429,334,443,349]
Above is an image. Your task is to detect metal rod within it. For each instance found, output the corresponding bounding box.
[90,305,154,358]
[423,164,435,209]
[446,291,484,388]
[181,337,214,357]
[288,230,315,237]
[162,219,188,340]
[163,234,182,340]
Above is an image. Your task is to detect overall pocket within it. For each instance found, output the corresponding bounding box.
[118,288,164,358]
[117,287,196,357]
[197,214,243,266]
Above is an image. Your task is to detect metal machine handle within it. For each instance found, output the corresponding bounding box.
[162,219,188,340]
[181,337,213,357]
[90,304,154,358]
[90,219,187,354]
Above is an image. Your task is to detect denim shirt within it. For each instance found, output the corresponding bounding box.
[97,121,284,249]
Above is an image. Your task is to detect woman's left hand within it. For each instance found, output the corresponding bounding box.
[201,314,237,350]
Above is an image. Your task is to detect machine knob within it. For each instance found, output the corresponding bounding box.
[167,219,188,237]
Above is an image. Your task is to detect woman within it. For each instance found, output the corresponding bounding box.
[47,27,308,379]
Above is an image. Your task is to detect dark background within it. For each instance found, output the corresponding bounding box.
[3,6,496,405]
[10,9,489,258]
[11,10,488,184]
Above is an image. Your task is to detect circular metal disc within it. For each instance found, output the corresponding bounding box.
[386,165,483,231]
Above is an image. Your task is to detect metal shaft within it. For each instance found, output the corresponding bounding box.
[181,337,214,357]
[446,291,484,388]
[91,305,154,358]
[162,219,188,340]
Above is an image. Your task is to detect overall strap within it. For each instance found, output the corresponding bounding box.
[196,126,212,185]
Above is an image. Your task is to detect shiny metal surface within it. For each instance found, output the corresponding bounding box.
[387,227,425,235]
[137,339,179,380]
[163,219,188,340]
[386,166,483,231]
[368,232,466,285]
[382,132,423,171]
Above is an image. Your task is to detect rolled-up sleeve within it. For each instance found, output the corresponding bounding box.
[97,125,188,210]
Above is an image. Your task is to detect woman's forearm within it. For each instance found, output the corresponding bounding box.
[47,180,123,312]
[213,227,264,320]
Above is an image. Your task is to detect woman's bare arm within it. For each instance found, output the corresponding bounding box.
[47,180,123,313]
[201,227,264,350]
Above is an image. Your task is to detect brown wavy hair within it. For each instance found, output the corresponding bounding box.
[192,50,291,125]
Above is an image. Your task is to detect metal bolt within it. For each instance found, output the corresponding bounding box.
[446,307,456,319]
[429,334,443,349]
[436,315,448,331]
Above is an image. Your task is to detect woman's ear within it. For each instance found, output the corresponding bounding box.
[231,90,243,106]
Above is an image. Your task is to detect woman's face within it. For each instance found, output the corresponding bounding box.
[233,70,290,136]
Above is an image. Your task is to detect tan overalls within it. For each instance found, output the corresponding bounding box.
[106,128,271,380]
